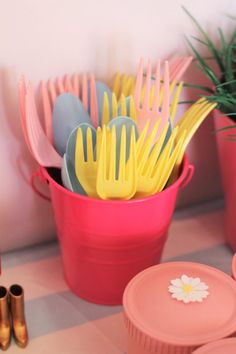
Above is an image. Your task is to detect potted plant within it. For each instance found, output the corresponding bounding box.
[183,7,236,250]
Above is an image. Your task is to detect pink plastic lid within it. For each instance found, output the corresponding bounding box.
[123,262,236,347]
[232,253,236,280]
[192,338,236,353]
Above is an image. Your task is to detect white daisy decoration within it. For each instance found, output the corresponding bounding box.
[168,274,209,304]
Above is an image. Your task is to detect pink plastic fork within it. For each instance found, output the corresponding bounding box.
[25,82,62,168]
[169,56,193,82]
[41,73,99,143]
[18,76,34,155]
[81,73,99,128]
[134,58,170,134]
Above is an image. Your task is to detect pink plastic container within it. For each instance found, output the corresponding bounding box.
[214,110,236,251]
[31,156,193,305]
[231,253,236,280]
[192,338,236,353]
[123,262,236,354]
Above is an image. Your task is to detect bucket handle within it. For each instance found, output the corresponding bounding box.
[178,164,195,190]
[30,169,51,202]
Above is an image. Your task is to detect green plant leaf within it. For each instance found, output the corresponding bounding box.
[182,6,225,72]
[183,82,214,93]
[224,44,234,83]
[216,79,236,88]
[191,36,209,47]
[185,38,221,86]
[218,28,226,53]
[213,125,236,133]
[178,100,196,104]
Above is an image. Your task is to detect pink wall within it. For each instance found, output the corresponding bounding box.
[1,0,235,251]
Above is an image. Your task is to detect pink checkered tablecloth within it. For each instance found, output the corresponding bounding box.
[1,200,233,354]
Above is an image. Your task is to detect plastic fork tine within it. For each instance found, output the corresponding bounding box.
[129,96,137,122]
[102,92,110,125]
[41,80,53,142]
[161,61,170,118]
[152,60,161,111]
[18,77,33,154]
[120,94,127,116]
[137,120,161,172]
[177,97,208,132]
[152,127,178,178]
[126,76,135,96]
[170,56,193,82]
[72,74,80,97]
[19,76,26,120]
[155,130,186,193]
[82,74,88,111]
[99,127,107,180]
[109,126,117,181]
[134,58,144,109]
[75,126,98,197]
[169,57,183,82]
[112,72,121,98]
[136,120,150,155]
[170,81,184,124]
[86,128,94,162]
[121,74,133,98]
[143,59,152,110]
[76,128,84,162]
[112,93,118,118]
[57,77,64,94]
[89,74,99,128]
[119,125,126,181]
[96,126,102,158]
[64,74,74,93]
[48,79,57,105]
[127,126,136,182]
[121,74,128,92]
[144,123,171,177]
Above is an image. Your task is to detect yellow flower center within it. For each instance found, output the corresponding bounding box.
[182,284,193,294]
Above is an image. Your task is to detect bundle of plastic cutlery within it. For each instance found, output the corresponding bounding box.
[17,56,219,199]
[74,121,186,200]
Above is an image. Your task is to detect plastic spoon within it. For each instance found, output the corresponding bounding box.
[53,93,92,156]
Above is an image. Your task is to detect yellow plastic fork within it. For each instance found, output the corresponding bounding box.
[169,97,217,183]
[135,126,186,198]
[96,125,137,200]
[101,92,136,125]
[112,57,192,100]
[134,59,170,133]
[75,126,101,198]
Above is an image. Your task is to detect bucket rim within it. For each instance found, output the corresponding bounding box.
[40,154,191,204]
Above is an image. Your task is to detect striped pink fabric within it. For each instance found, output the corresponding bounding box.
[1,201,233,354]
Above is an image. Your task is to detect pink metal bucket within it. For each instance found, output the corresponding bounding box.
[31,155,194,305]
[214,110,236,251]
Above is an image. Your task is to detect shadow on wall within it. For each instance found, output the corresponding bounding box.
[0,67,56,252]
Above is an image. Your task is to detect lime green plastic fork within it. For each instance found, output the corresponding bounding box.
[96,125,137,200]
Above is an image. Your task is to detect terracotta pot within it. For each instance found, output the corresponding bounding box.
[214,109,236,250]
